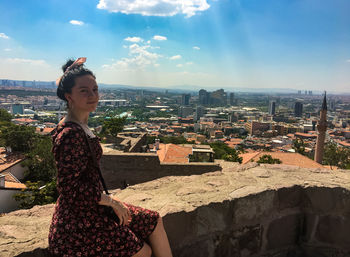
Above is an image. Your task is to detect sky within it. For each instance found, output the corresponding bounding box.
[0,0,350,92]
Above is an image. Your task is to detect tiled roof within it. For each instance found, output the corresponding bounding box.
[239,151,325,169]
[4,181,26,189]
[156,143,192,163]
[0,148,26,173]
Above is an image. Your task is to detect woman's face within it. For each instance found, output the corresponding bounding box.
[64,74,99,113]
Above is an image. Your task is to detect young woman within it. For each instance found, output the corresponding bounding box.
[48,58,173,257]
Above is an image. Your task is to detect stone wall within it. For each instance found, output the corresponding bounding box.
[100,152,221,189]
[2,162,350,257]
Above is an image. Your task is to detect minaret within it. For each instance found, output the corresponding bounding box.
[314,92,327,164]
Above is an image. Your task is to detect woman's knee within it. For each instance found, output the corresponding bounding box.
[132,243,152,257]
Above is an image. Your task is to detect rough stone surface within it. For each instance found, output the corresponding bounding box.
[1,161,350,257]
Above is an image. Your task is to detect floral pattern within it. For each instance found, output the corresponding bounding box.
[48,122,159,257]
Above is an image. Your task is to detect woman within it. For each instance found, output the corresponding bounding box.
[48,58,173,257]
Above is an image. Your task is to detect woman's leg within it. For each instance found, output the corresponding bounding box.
[148,217,173,257]
[132,243,152,257]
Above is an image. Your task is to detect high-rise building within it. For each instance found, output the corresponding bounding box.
[199,89,209,105]
[330,99,336,111]
[181,94,191,106]
[11,104,24,114]
[268,100,276,115]
[229,92,235,105]
[210,89,227,105]
[298,90,302,95]
[294,102,303,117]
[314,93,327,164]
[194,106,205,121]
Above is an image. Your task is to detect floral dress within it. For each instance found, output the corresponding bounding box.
[48,121,159,257]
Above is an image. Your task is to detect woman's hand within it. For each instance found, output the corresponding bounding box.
[110,198,132,226]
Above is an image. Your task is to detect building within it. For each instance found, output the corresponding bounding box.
[98,99,128,107]
[229,92,235,105]
[181,94,191,106]
[179,106,193,118]
[194,106,205,121]
[199,89,209,105]
[11,104,24,114]
[294,102,303,117]
[210,89,227,105]
[268,100,276,115]
[314,93,328,164]
[0,148,27,213]
[245,121,270,135]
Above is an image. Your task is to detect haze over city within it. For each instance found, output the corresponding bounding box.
[0,0,350,93]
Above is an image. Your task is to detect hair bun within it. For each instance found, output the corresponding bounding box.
[62,59,75,72]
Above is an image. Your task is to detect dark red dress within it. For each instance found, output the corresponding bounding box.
[48,121,159,257]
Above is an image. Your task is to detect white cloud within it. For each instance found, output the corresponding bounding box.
[103,43,161,70]
[170,55,182,60]
[193,46,200,50]
[69,20,84,26]
[4,48,12,52]
[153,35,167,41]
[186,62,193,65]
[346,59,350,63]
[6,58,47,66]
[176,64,183,68]
[0,33,10,39]
[124,37,143,43]
[97,0,210,17]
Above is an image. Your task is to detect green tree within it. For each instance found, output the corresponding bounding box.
[0,108,12,122]
[323,141,350,169]
[22,136,57,183]
[209,141,242,163]
[0,124,36,152]
[257,154,282,164]
[13,179,58,209]
[293,138,306,155]
[102,116,127,137]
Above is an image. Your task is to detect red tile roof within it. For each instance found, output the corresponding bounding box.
[239,151,326,169]
[156,143,192,163]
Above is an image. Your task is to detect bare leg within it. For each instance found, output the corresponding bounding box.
[149,217,173,257]
[132,243,152,257]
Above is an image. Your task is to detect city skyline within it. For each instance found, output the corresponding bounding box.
[0,0,350,92]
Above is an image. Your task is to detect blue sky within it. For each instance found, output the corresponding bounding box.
[0,0,349,92]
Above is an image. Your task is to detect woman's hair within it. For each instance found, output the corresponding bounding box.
[57,59,96,102]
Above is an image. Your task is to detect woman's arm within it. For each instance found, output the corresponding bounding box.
[98,194,132,226]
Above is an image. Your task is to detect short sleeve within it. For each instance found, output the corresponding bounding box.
[54,126,101,209]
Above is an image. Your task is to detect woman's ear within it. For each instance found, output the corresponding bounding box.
[64,93,72,102]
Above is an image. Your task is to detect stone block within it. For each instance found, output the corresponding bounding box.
[194,201,233,237]
[277,186,302,210]
[315,215,350,250]
[214,235,240,257]
[266,214,302,250]
[303,187,337,213]
[163,210,197,249]
[300,213,318,243]
[234,225,262,256]
[173,238,215,257]
[233,190,277,226]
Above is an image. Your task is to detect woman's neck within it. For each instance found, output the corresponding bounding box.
[65,110,89,125]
